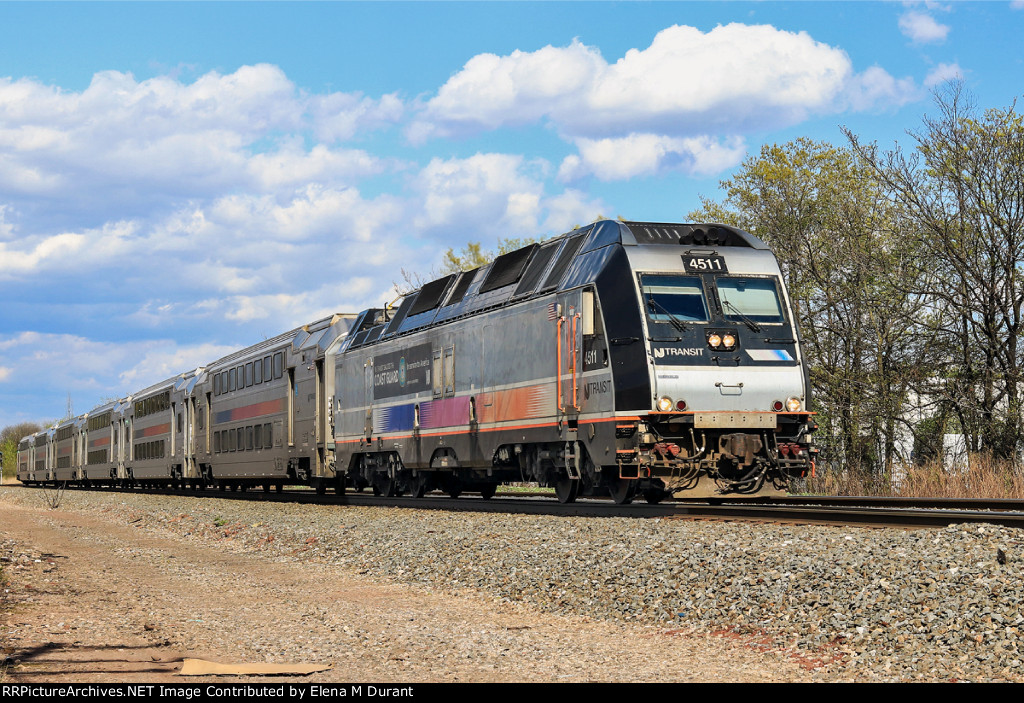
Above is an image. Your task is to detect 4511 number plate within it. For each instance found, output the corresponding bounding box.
[682,255,728,273]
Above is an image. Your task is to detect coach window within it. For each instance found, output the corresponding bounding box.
[236,428,244,452]
[264,355,273,381]
[213,432,220,454]
[246,426,253,451]
[254,358,263,384]
[264,423,273,449]
[254,425,262,449]
[214,374,221,396]
[245,362,253,387]
[273,352,284,379]
[229,368,237,392]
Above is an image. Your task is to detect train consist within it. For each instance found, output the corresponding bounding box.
[17,220,816,504]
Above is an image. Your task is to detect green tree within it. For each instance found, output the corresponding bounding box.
[690,138,930,476]
[1,422,43,481]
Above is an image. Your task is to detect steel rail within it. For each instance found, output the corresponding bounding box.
[20,483,1024,529]
[675,494,1024,513]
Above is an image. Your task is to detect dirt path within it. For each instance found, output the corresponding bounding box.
[0,488,818,683]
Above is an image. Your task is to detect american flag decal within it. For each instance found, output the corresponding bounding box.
[547,302,558,320]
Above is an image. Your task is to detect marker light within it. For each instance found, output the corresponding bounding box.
[676,399,687,411]
[657,396,674,412]
[772,400,785,412]
[708,334,722,348]
[786,397,802,412]
[722,333,737,349]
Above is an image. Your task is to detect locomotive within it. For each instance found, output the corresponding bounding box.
[18,220,816,504]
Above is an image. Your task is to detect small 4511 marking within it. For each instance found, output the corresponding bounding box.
[682,255,728,273]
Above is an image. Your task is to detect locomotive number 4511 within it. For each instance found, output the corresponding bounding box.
[682,255,728,273]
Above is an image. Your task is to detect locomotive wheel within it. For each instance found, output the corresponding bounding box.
[555,476,579,504]
[411,475,429,498]
[479,483,497,500]
[608,477,637,505]
[372,475,399,497]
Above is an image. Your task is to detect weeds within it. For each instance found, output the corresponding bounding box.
[42,483,66,510]
[805,453,1024,498]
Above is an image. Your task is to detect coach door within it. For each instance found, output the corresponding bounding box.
[184,396,197,479]
[314,357,327,476]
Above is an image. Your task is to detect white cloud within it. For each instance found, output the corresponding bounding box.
[0,65,404,222]
[308,92,404,142]
[117,342,242,388]
[410,23,913,145]
[898,11,950,44]
[0,366,11,383]
[844,65,922,111]
[924,62,965,87]
[411,153,547,235]
[538,189,608,233]
[559,134,747,182]
[247,142,386,191]
[0,331,234,407]
[408,23,917,180]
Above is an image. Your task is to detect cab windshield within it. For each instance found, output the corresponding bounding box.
[639,274,709,323]
[716,277,785,324]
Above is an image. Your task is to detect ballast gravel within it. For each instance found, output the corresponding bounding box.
[3,488,1023,682]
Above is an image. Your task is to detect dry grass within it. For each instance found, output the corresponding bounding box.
[805,453,1024,499]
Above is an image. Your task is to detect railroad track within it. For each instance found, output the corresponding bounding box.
[29,483,1024,530]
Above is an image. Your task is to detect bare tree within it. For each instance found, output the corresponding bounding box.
[847,83,1024,462]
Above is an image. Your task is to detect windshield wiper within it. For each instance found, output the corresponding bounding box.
[721,299,761,333]
[647,296,691,334]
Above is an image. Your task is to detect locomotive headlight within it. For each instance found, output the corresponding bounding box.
[656,396,674,412]
[708,334,722,348]
[722,333,737,349]
[786,396,802,412]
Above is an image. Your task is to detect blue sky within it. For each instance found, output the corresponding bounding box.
[1,1,1022,428]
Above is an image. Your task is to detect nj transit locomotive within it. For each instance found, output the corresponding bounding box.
[18,220,816,504]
